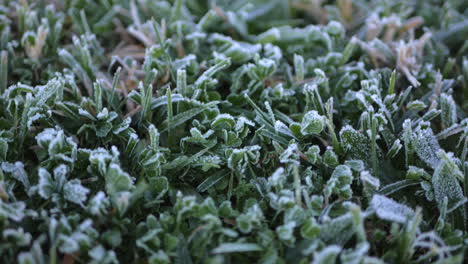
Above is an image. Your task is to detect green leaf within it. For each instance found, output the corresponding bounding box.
[301,110,325,135]
[312,245,341,264]
[105,164,135,195]
[211,243,262,254]
[63,179,89,205]
[196,170,228,192]
[432,150,465,210]
[413,126,441,169]
[160,102,219,132]
[370,194,414,223]
[379,179,420,196]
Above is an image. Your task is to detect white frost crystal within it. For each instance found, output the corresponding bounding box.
[413,126,441,168]
[301,110,325,135]
[371,194,414,223]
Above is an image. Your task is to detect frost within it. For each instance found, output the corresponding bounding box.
[323,147,339,167]
[301,218,320,239]
[360,170,380,192]
[256,28,281,43]
[194,52,231,87]
[89,245,118,264]
[246,57,277,81]
[269,167,286,189]
[440,93,457,127]
[371,195,414,223]
[279,143,300,165]
[27,112,46,128]
[38,165,89,206]
[88,191,110,216]
[264,83,296,101]
[193,155,222,171]
[226,145,261,172]
[113,117,131,135]
[406,166,429,179]
[313,69,328,84]
[432,150,465,210]
[36,128,59,147]
[406,100,426,111]
[340,242,370,264]
[78,108,96,120]
[326,21,345,36]
[38,168,55,199]
[0,1,465,262]
[210,33,261,63]
[340,125,371,163]
[89,148,115,175]
[3,228,32,246]
[305,145,321,164]
[312,245,342,264]
[35,78,63,106]
[114,191,131,215]
[258,57,276,69]
[264,43,282,62]
[235,117,255,130]
[96,107,113,121]
[413,126,441,168]
[420,181,435,201]
[148,124,160,149]
[211,113,236,129]
[0,201,26,222]
[274,190,295,209]
[1,162,30,191]
[275,120,296,139]
[276,221,296,245]
[211,243,262,254]
[387,139,402,158]
[105,164,135,195]
[35,127,77,165]
[294,54,305,81]
[236,204,264,233]
[63,180,90,205]
[324,165,353,199]
[301,110,325,135]
[182,127,215,147]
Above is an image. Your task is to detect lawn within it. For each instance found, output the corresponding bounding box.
[0,0,467,263]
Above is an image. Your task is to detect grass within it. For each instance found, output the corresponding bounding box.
[0,0,467,263]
